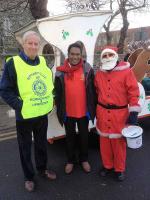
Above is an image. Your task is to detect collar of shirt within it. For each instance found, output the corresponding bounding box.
[19,51,40,66]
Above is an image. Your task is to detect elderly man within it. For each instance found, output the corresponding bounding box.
[0,31,56,192]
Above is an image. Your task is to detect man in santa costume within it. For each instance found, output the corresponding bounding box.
[95,46,141,181]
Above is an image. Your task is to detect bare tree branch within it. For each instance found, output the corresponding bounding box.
[0,0,28,12]
[65,0,149,53]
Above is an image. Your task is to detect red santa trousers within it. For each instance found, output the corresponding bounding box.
[99,136,126,172]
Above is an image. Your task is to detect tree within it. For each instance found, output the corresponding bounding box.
[29,0,49,19]
[0,0,49,19]
[0,0,29,13]
[115,0,148,53]
[0,0,49,58]
[66,0,108,12]
[65,0,148,53]
[0,0,49,45]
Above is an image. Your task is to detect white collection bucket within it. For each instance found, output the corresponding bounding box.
[122,126,143,149]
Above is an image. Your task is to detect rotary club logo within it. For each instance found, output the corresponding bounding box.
[32,79,47,96]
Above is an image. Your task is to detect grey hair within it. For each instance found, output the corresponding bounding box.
[22,31,41,44]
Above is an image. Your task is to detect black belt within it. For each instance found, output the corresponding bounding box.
[98,102,128,109]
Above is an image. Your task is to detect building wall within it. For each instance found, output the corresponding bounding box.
[96,26,150,52]
[93,26,150,68]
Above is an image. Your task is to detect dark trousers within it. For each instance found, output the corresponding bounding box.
[16,115,48,181]
[64,116,89,163]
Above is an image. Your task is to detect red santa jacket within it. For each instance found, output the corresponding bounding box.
[95,61,141,138]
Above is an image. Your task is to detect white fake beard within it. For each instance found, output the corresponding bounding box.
[101,56,118,70]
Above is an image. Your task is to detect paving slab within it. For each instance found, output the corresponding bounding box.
[0,128,150,200]
[0,104,16,134]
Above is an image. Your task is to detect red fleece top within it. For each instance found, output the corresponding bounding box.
[57,59,86,118]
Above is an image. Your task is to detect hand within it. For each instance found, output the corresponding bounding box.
[126,112,138,125]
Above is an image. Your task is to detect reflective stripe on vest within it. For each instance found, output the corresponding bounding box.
[13,56,54,119]
[6,57,12,63]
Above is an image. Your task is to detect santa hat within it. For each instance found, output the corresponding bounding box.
[101,46,118,59]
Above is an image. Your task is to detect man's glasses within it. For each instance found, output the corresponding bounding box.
[102,53,115,59]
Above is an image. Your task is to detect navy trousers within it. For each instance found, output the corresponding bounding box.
[16,115,48,181]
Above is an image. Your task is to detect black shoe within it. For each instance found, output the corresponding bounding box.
[115,172,125,181]
[100,167,113,177]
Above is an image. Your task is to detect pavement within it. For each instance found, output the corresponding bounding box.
[0,119,150,199]
[0,104,16,135]
[0,102,150,200]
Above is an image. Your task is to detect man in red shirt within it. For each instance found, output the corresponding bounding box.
[95,46,141,181]
[54,43,96,174]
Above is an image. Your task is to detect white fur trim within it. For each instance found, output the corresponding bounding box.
[96,127,122,139]
[113,62,130,71]
[129,106,142,113]
[109,134,122,139]
[101,48,117,59]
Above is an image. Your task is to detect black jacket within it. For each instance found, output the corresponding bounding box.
[54,61,97,126]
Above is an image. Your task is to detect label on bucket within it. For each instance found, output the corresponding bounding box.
[127,136,142,149]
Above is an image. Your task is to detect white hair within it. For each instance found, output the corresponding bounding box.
[22,31,41,44]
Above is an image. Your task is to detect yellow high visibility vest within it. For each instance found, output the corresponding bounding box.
[13,55,54,119]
